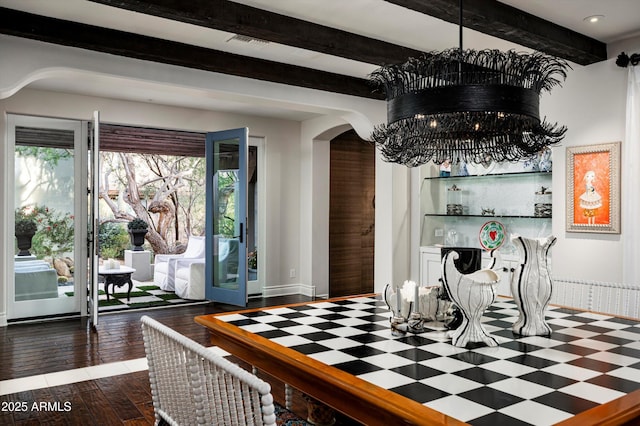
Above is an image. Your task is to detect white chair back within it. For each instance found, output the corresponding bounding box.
[182,235,206,259]
[141,315,276,426]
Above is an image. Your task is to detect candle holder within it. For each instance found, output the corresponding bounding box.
[390,315,407,336]
[384,282,453,334]
[407,311,424,333]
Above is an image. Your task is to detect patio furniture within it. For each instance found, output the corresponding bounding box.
[140,315,278,426]
[153,236,205,291]
[99,265,136,301]
[218,237,239,283]
[14,259,58,301]
[174,258,205,300]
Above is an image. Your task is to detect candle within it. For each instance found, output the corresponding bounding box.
[414,282,419,314]
[396,283,402,316]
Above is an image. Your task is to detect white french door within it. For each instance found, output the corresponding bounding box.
[8,114,89,320]
[88,111,100,327]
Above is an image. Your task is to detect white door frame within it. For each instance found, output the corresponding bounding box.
[7,114,88,321]
[248,136,265,296]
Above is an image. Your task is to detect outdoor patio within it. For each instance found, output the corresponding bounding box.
[57,278,205,312]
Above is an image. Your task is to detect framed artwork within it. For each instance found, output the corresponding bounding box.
[566,142,620,233]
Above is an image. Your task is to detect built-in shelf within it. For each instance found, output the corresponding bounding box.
[420,165,553,248]
[422,170,552,181]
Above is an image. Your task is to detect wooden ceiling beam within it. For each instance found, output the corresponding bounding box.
[88,0,424,66]
[90,0,606,65]
[0,0,609,103]
[0,7,383,99]
[385,0,607,65]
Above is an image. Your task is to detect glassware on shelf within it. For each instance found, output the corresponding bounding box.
[446,184,464,215]
[534,186,552,217]
[446,229,459,246]
[421,168,553,250]
[439,159,452,177]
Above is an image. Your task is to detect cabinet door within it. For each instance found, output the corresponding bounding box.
[420,251,443,287]
[496,260,516,297]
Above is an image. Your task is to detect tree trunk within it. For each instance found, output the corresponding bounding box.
[99,152,196,255]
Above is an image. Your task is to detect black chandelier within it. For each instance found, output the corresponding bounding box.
[369,2,570,167]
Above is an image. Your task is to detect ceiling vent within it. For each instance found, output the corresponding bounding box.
[226,34,270,48]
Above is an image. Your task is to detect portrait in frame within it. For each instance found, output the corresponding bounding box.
[566,142,620,233]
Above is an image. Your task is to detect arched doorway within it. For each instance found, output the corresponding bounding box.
[329,129,375,297]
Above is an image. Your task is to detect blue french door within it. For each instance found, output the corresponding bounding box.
[205,128,248,306]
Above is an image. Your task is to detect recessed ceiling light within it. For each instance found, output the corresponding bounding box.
[583,15,605,23]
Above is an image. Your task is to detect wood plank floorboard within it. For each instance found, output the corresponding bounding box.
[1,296,362,425]
[0,299,239,424]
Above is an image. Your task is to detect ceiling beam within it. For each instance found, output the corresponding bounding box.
[90,0,607,65]
[88,0,425,66]
[385,0,607,65]
[0,7,383,100]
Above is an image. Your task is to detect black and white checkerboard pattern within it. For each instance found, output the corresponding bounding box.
[217,296,640,425]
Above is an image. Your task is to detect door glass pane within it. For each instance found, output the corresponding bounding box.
[14,126,76,302]
[214,142,241,290]
[247,146,258,284]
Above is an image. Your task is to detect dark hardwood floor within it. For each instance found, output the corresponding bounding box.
[0,296,355,425]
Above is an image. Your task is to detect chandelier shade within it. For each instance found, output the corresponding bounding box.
[370,48,570,166]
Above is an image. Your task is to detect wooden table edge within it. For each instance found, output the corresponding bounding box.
[195,294,466,426]
[195,294,640,426]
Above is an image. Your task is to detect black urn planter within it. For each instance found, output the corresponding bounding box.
[15,232,35,256]
[128,229,148,251]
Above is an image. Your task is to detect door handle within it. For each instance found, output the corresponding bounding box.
[234,223,244,244]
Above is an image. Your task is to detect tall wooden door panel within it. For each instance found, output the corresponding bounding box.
[329,130,375,297]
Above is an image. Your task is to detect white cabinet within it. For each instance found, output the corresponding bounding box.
[420,247,443,287]
[420,246,519,297]
[494,258,520,297]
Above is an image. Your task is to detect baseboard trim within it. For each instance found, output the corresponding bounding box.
[0,313,7,327]
[262,283,316,298]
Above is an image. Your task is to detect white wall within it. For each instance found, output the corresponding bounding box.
[546,58,628,283]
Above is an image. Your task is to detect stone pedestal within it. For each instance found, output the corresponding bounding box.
[124,250,152,281]
[15,254,37,262]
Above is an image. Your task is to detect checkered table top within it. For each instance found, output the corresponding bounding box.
[216,295,640,426]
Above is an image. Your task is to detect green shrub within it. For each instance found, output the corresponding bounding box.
[98,222,130,259]
[15,219,37,235]
[127,218,148,230]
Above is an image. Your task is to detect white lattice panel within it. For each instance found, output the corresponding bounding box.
[552,278,640,319]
